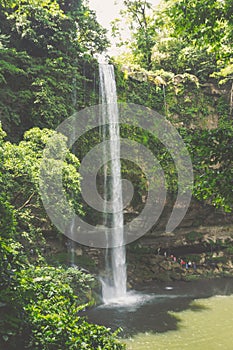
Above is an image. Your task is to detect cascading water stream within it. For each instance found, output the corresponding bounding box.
[99,63,127,303]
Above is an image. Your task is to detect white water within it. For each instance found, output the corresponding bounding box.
[99,63,127,303]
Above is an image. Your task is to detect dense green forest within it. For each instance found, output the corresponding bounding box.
[0,0,232,349]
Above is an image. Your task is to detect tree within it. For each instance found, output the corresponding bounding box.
[164,0,233,113]
[0,0,108,140]
[0,0,108,57]
[180,127,233,212]
[112,0,157,69]
[2,127,83,251]
[0,124,125,349]
[164,0,231,55]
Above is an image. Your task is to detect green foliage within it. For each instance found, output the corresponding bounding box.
[0,0,107,139]
[180,127,233,211]
[0,125,16,238]
[112,0,157,69]
[0,123,125,349]
[47,252,96,270]
[0,0,232,347]
[164,0,233,84]
[226,246,233,255]
[185,231,203,243]
[165,0,232,56]
[1,127,82,260]
[115,65,164,110]
[114,60,233,211]
[113,0,232,102]
[1,265,125,349]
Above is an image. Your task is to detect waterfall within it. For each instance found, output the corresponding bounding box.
[99,63,127,303]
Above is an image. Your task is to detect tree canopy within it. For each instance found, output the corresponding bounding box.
[0,0,108,140]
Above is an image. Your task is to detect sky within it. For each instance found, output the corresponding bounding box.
[88,0,161,55]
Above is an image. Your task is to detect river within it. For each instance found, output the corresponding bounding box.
[84,277,233,349]
[125,294,233,349]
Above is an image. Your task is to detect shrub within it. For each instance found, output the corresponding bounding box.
[1,266,125,349]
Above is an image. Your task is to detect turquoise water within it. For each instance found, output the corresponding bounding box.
[124,294,233,350]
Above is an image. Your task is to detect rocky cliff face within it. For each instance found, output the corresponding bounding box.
[125,198,233,285]
[45,198,233,287]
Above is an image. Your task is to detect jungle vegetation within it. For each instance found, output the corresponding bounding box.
[0,0,232,349]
